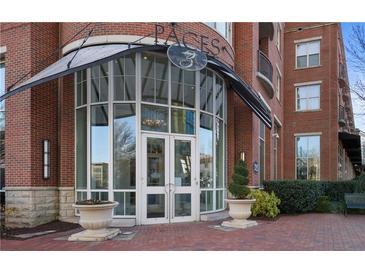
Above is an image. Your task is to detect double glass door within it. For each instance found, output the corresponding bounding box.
[141,133,196,224]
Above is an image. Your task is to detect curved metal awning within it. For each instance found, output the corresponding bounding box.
[0,44,272,128]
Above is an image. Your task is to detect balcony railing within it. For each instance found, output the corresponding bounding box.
[339,63,347,88]
[257,50,274,98]
[258,50,273,82]
[339,105,346,127]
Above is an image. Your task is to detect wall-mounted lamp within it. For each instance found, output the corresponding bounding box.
[43,140,50,179]
[240,152,245,161]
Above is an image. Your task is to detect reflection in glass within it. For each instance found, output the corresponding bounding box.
[175,194,191,217]
[200,113,213,188]
[147,194,165,218]
[76,108,87,189]
[91,192,108,201]
[91,105,109,189]
[171,108,195,135]
[91,63,108,103]
[216,119,224,188]
[171,64,196,108]
[215,77,224,118]
[200,191,213,212]
[216,190,224,210]
[113,192,136,216]
[76,191,87,202]
[114,192,124,215]
[141,104,168,132]
[113,104,136,189]
[296,136,320,180]
[174,140,191,187]
[76,70,87,106]
[200,69,213,113]
[147,137,165,187]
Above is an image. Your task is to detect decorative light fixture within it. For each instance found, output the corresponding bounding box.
[240,152,245,161]
[43,140,50,179]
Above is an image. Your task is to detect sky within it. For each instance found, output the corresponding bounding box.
[341,22,365,132]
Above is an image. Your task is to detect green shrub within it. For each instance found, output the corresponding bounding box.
[354,173,365,193]
[263,180,323,214]
[321,181,356,201]
[249,190,281,218]
[228,160,250,199]
[315,196,332,213]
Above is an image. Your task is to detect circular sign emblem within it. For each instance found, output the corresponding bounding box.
[167,44,208,71]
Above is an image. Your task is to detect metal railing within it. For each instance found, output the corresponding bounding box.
[339,105,346,127]
[258,50,273,83]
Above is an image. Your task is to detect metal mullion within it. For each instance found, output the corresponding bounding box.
[212,72,216,211]
[86,67,91,199]
[109,60,113,206]
[196,69,201,216]
[135,52,142,224]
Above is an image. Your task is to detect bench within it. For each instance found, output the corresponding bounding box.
[344,193,365,215]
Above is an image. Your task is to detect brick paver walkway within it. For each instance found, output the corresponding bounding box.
[1,213,365,251]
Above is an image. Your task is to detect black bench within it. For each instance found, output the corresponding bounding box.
[344,193,365,215]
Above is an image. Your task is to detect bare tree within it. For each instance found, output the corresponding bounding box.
[346,25,365,115]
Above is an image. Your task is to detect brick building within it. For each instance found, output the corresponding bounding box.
[0,22,361,228]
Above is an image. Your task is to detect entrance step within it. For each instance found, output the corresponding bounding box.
[200,210,229,222]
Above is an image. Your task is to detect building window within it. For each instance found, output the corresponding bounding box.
[75,52,227,217]
[276,24,281,52]
[295,135,320,180]
[259,120,265,187]
[205,22,232,42]
[296,84,320,111]
[276,70,281,101]
[296,40,320,68]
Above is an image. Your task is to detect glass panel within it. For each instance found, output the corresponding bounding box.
[171,108,195,135]
[142,53,154,78]
[307,41,320,55]
[174,140,192,187]
[91,105,109,189]
[76,70,87,106]
[113,104,136,189]
[296,136,307,157]
[125,54,136,76]
[125,192,136,215]
[141,104,168,132]
[91,63,108,103]
[296,158,307,179]
[155,55,168,80]
[171,65,183,83]
[76,191,87,202]
[184,84,195,108]
[216,190,224,210]
[147,137,165,187]
[147,194,165,218]
[124,76,136,101]
[215,77,224,118]
[141,77,155,103]
[296,56,307,68]
[308,98,320,110]
[200,190,213,212]
[155,80,168,104]
[76,108,87,189]
[171,82,183,106]
[259,139,265,184]
[200,69,213,113]
[175,193,191,217]
[309,54,319,67]
[259,120,265,138]
[200,113,213,188]
[307,136,320,157]
[296,43,307,56]
[114,192,125,215]
[91,192,109,201]
[308,158,320,180]
[216,119,224,188]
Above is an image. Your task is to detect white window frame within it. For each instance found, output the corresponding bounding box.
[258,120,265,187]
[294,134,321,181]
[276,65,282,101]
[295,83,321,112]
[295,38,321,69]
[276,23,281,53]
[204,22,232,44]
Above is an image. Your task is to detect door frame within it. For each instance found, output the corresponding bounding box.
[140,133,198,224]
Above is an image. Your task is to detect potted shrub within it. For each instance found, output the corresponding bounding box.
[222,160,258,229]
[68,199,120,241]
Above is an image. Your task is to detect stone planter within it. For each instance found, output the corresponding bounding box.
[68,201,120,241]
[222,199,258,229]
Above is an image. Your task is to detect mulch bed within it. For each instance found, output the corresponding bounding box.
[0,221,80,241]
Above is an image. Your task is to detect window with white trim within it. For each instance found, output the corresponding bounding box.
[295,135,320,180]
[276,24,281,52]
[296,40,320,68]
[259,120,265,187]
[205,22,231,42]
[296,84,320,111]
[276,70,281,101]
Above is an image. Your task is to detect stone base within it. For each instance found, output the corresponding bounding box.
[68,228,120,242]
[58,187,75,222]
[221,219,258,229]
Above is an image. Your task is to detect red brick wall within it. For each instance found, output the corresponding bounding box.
[1,23,59,187]
[283,23,340,180]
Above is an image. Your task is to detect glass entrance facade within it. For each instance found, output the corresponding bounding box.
[75,51,227,222]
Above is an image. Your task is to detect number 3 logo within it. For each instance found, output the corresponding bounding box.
[179,50,196,69]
